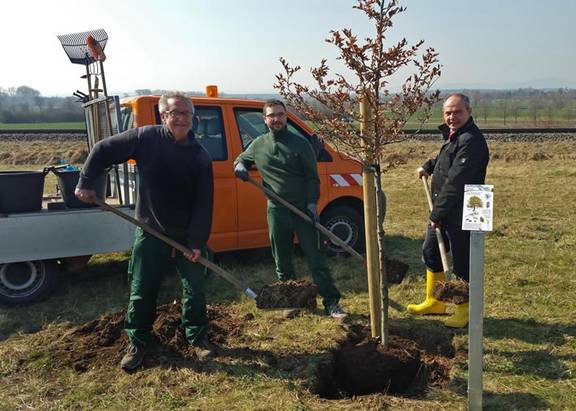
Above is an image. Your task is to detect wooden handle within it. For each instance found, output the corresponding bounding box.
[421,176,451,279]
[246,176,364,262]
[93,198,257,299]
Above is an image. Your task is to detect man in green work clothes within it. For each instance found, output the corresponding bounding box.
[234,99,347,319]
[75,92,215,371]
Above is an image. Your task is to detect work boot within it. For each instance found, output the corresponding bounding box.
[406,270,447,315]
[327,303,348,320]
[192,338,217,360]
[120,343,146,371]
[444,302,469,328]
[282,308,301,319]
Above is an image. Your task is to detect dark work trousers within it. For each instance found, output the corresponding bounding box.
[422,214,471,282]
[267,204,341,310]
[125,227,209,348]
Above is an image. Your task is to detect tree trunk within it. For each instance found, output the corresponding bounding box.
[374,163,389,346]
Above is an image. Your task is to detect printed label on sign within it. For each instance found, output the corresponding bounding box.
[462,184,494,231]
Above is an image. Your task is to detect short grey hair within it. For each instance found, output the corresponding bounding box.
[445,93,471,109]
[159,91,194,114]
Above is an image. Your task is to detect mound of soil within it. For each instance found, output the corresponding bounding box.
[256,280,318,309]
[433,279,469,304]
[52,302,252,372]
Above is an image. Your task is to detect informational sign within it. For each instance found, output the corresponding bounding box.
[462,185,494,232]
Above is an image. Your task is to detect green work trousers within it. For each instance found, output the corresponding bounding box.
[125,227,209,348]
[267,204,341,310]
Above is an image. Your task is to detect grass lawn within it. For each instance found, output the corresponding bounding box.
[0,140,575,410]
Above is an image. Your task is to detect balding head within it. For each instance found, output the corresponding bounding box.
[443,93,472,131]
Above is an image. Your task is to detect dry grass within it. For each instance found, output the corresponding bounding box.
[1,140,575,410]
[0,140,87,165]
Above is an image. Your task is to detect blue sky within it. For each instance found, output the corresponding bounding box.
[1,0,574,96]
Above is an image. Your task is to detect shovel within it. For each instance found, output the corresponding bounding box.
[246,176,364,261]
[244,176,405,313]
[421,176,451,281]
[93,198,258,300]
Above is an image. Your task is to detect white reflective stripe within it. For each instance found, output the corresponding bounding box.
[351,174,363,185]
[330,174,349,187]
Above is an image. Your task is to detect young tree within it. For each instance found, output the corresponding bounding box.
[275,0,441,345]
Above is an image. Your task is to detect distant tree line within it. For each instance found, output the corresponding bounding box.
[457,88,576,126]
[2,85,576,126]
[294,87,576,127]
[0,86,83,123]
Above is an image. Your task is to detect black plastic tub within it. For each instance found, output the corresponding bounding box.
[0,170,46,213]
[53,169,107,208]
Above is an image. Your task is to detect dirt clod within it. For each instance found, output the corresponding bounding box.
[433,279,469,304]
[256,280,318,309]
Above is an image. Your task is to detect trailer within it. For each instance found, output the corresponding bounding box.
[0,30,137,304]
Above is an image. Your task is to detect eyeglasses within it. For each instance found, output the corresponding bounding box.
[165,110,194,118]
[265,112,287,119]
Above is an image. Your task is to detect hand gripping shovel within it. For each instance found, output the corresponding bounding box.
[246,176,364,261]
[421,176,451,281]
[93,198,258,301]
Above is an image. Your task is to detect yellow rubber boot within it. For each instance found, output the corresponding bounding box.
[444,302,469,328]
[407,270,446,315]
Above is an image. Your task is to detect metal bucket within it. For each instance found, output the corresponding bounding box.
[0,170,46,213]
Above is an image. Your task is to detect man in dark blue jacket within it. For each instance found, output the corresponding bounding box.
[75,92,215,370]
[407,93,489,328]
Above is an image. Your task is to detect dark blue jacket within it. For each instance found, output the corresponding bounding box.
[79,125,214,249]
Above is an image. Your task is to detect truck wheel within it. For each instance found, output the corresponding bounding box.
[0,260,59,305]
[321,206,365,256]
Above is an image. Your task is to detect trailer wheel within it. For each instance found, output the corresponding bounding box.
[0,260,59,305]
[321,206,365,256]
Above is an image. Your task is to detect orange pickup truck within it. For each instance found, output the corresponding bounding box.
[120,92,365,255]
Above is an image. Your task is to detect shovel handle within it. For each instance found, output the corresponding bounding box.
[93,198,257,300]
[421,176,451,280]
[246,176,364,262]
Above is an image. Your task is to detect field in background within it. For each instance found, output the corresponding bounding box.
[0,122,85,130]
[406,103,576,129]
[0,140,575,410]
[2,101,576,131]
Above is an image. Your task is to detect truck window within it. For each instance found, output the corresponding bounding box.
[194,107,228,161]
[233,108,332,162]
[153,104,227,161]
[234,110,267,147]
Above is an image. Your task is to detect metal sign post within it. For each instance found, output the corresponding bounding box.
[468,230,484,410]
[462,184,494,411]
